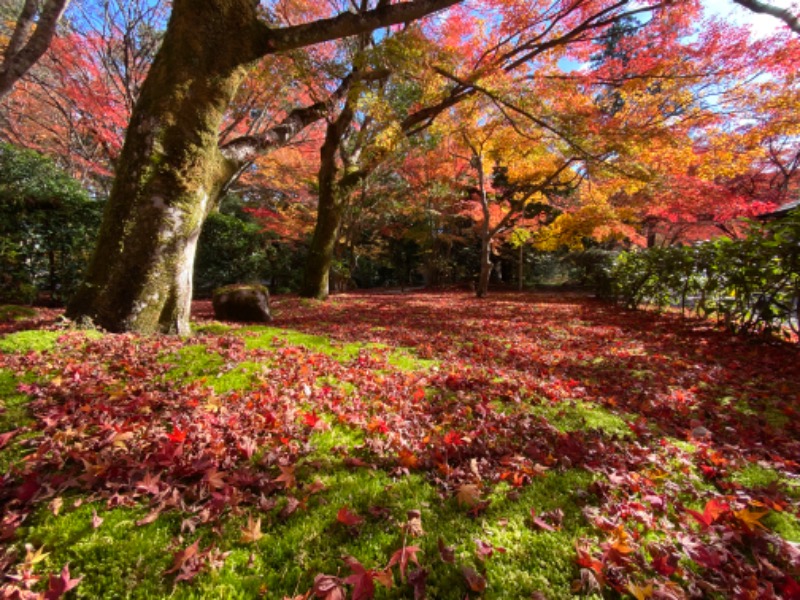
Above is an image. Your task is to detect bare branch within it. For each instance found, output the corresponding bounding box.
[0,0,71,99]
[732,0,800,34]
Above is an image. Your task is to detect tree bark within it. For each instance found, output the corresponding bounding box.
[300,100,356,300]
[473,150,493,298]
[732,0,800,34]
[302,192,345,300]
[477,237,492,298]
[67,0,258,333]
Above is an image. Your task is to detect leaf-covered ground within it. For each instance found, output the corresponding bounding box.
[1,292,799,599]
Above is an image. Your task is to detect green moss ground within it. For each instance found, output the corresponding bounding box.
[1,318,796,599]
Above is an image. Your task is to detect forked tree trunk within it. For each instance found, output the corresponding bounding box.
[67,1,257,333]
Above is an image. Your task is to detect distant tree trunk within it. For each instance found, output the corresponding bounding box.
[48,249,57,298]
[474,151,492,298]
[518,243,524,291]
[477,237,492,298]
[301,98,357,300]
[67,1,255,333]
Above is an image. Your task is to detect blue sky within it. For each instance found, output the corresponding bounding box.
[702,0,796,36]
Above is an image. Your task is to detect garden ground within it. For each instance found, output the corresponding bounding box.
[1,292,799,599]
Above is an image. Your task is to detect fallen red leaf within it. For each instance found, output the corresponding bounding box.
[44,564,83,600]
[337,506,364,527]
[388,545,421,581]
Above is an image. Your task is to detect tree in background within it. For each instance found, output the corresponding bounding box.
[530,6,800,251]
[1,0,168,189]
[1,0,796,322]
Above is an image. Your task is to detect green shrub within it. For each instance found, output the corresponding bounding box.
[610,211,800,339]
[0,143,102,305]
[194,200,309,297]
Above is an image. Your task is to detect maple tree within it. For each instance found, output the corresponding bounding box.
[443,98,580,297]
[0,0,795,319]
[295,0,719,298]
[42,0,710,321]
[1,0,168,188]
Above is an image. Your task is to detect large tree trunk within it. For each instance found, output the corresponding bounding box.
[66,0,258,333]
[302,190,344,300]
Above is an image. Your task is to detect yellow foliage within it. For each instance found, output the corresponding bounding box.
[534,196,641,251]
[372,122,403,154]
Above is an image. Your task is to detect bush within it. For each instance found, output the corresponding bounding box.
[609,212,800,339]
[567,248,618,297]
[194,210,271,297]
[194,201,309,296]
[0,143,102,304]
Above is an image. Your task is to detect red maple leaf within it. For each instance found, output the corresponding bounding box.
[166,426,187,443]
[303,411,321,428]
[0,429,18,449]
[337,506,364,527]
[44,564,83,600]
[343,556,376,600]
[443,430,464,446]
[388,545,421,581]
[686,498,729,528]
[780,576,800,599]
[530,508,558,532]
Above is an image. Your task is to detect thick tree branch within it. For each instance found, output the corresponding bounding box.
[220,84,349,166]
[0,0,71,99]
[489,158,579,238]
[258,0,461,54]
[219,68,390,168]
[732,0,800,34]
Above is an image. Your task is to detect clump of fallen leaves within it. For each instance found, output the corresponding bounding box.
[1,292,799,597]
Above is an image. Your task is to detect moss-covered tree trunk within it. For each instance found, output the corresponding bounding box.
[67,0,260,333]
